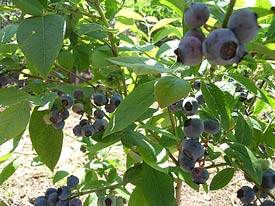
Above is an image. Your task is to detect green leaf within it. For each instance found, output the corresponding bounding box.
[12,0,44,16]
[0,102,30,145]
[0,87,29,106]
[0,24,18,44]
[150,18,179,34]
[128,186,149,206]
[58,50,74,70]
[151,0,187,17]
[0,158,20,185]
[17,15,66,78]
[140,125,177,140]
[103,81,156,137]
[266,18,275,41]
[29,107,63,171]
[247,42,275,60]
[225,143,262,185]
[107,56,171,75]
[210,168,234,190]
[0,44,17,55]
[53,170,69,184]
[153,27,182,44]
[201,82,231,130]
[235,113,253,146]
[88,135,121,153]
[142,164,176,206]
[77,23,109,35]
[154,76,190,108]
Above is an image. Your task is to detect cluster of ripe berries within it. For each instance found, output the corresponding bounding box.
[175,2,260,66]
[44,87,122,138]
[34,175,82,206]
[168,80,220,184]
[72,92,122,138]
[237,168,275,206]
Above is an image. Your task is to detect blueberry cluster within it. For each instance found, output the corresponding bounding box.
[97,195,125,206]
[172,81,220,184]
[238,168,275,205]
[175,3,259,66]
[72,92,122,138]
[34,175,82,206]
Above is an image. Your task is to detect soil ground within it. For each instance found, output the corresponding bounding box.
[0,114,274,206]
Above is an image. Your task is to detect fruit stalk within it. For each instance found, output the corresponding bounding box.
[222,0,237,28]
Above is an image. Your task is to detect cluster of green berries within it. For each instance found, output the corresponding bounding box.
[34,175,82,206]
[238,167,275,206]
[175,2,259,66]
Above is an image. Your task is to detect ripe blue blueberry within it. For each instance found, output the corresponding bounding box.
[178,153,195,172]
[47,191,58,205]
[261,200,275,206]
[195,90,204,105]
[182,97,199,116]
[45,187,57,199]
[57,186,71,200]
[34,196,48,206]
[81,124,95,137]
[183,118,204,139]
[105,103,116,113]
[180,139,204,161]
[56,200,69,206]
[52,120,65,130]
[193,80,201,90]
[49,110,63,124]
[261,168,275,189]
[60,95,74,109]
[203,119,220,134]
[60,108,70,120]
[67,175,80,188]
[252,185,268,199]
[191,167,209,184]
[237,186,255,203]
[73,125,83,137]
[202,28,242,65]
[228,9,260,43]
[94,109,105,119]
[185,29,205,43]
[110,93,122,107]
[93,93,108,106]
[69,198,82,206]
[93,119,108,132]
[176,36,203,66]
[184,3,210,29]
[73,89,84,100]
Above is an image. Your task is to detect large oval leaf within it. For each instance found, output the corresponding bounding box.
[210,168,234,190]
[154,76,190,108]
[12,0,44,16]
[29,107,63,171]
[0,101,30,145]
[103,80,156,137]
[17,15,66,78]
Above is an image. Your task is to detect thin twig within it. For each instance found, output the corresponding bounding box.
[222,0,236,28]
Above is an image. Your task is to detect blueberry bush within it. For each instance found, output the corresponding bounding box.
[1,0,275,205]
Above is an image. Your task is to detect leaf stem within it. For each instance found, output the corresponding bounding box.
[222,0,236,28]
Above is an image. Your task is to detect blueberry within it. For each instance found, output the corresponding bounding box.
[60,108,70,120]
[261,168,275,189]
[79,119,89,126]
[52,120,65,130]
[72,103,84,115]
[178,153,195,172]
[103,196,116,206]
[185,29,205,43]
[34,196,48,206]
[57,186,71,200]
[47,191,58,205]
[67,175,80,188]
[183,118,204,139]
[180,139,204,161]
[105,104,116,113]
[195,90,204,105]
[191,167,209,184]
[228,9,260,43]
[60,95,74,109]
[203,119,220,134]
[45,188,57,199]
[261,200,275,206]
[176,36,203,66]
[193,80,201,90]
[56,200,69,206]
[81,124,95,137]
[49,110,63,124]
[94,109,105,119]
[93,119,108,132]
[237,186,255,203]
[73,125,83,137]
[168,99,183,113]
[184,3,210,29]
[73,89,84,100]
[202,28,242,65]
[93,93,108,106]
[69,198,82,206]
[182,97,199,116]
[110,93,122,107]
[252,185,268,199]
